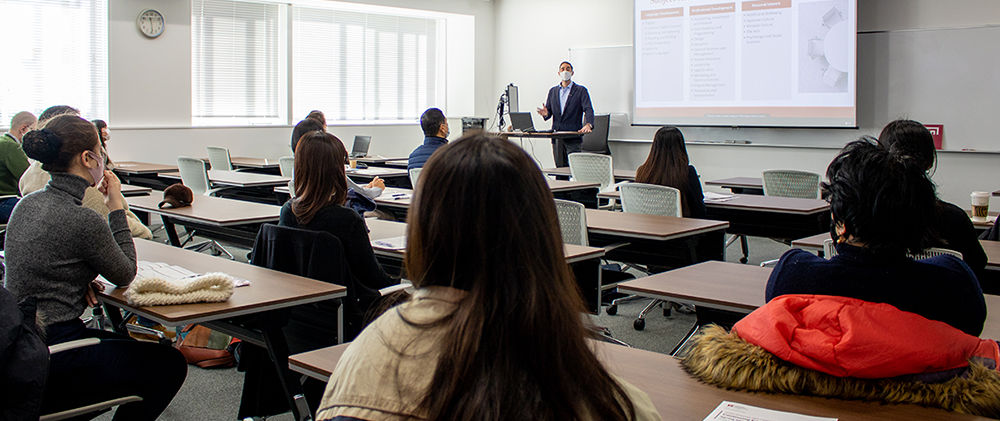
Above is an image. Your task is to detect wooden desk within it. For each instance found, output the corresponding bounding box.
[965,210,998,229]
[231,157,280,170]
[380,159,409,169]
[290,339,989,420]
[705,177,764,195]
[113,161,178,175]
[355,156,407,165]
[364,219,607,313]
[984,240,1000,271]
[100,239,346,420]
[790,232,829,253]
[127,193,280,247]
[160,170,291,189]
[120,184,152,197]
[369,180,603,219]
[542,167,636,182]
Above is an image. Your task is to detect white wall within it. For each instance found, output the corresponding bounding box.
[107,0,495,162]
[493,0,1000,206]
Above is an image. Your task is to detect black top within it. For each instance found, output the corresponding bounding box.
[766,243,986,336]
[279,201,393,291]
[684,165,707,219]
[933,200,987,275]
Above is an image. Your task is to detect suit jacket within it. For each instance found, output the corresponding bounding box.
[543,83,595,143]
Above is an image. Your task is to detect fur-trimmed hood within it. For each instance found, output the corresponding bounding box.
[681,295,1000,418]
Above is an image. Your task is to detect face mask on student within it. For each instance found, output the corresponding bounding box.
[560,71,573,81]
[86,151,105,187]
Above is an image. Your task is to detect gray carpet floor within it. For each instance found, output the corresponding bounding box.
[96,225,792,420]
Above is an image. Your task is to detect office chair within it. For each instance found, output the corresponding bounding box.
[278,156,294,178]
[568,152,626,209]
[616,184,687,330]
[408,168,422,188]
[175,157,233,259]
[581,114,611,154]
[730,170,822,264]
[206,146,234,171]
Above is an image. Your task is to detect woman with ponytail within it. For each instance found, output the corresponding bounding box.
[5,114,187,420]
[314,133,660,421]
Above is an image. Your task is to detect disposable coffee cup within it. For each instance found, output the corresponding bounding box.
[971,191,990,221]
[349,159,358,169]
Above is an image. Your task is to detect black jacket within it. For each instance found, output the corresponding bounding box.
[0,288,48,420]
[542,82,595,143]
[933,200,987,276]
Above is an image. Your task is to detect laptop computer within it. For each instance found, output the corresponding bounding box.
[350,135,372,158]
[509,112,553,133]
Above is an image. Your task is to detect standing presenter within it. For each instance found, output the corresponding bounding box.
[537,61,595,167]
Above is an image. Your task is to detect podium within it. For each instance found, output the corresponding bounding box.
[495,131,583,139]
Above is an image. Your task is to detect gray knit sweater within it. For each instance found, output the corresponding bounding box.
[4,173,137,326]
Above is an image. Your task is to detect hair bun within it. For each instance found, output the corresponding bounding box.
[22,128,62,164]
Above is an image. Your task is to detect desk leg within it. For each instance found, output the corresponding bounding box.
[161,216,181,247]
[337,301,345,344]
[262,326,313,421]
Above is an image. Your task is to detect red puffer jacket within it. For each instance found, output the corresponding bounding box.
[733,294,1000,379]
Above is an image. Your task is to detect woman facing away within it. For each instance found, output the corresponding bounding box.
[4,114,186,420]
[876,119,987,275]
[315,133,660,420]
[634,126,706,218]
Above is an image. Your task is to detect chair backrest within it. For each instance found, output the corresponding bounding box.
[619,183,682,217]
[409,168,422,187]
[568,152,615,192]
[177,157,211,196]
[553,199,588,246]
[286,179,295,198]
[909,247,964,261]
[206,146,233,171]
[822,238,837,258]
[581,114,611,154]
[762,170,821,199]
[278,156,294,178]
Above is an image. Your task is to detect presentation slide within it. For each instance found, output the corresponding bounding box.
[634,0,857,127]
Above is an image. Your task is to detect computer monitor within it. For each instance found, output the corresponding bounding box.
[507,84,519,113]
[509,112,534,132]
[350,135,371,158]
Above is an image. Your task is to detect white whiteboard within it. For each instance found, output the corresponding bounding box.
[571,25,1000,151]
[569,45,633,126]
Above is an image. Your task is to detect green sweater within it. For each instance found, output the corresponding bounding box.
[0,134,28,196]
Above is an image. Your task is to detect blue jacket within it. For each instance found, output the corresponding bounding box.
[408,136,447,170]
[766,243,986,336]
[542,83,595,144]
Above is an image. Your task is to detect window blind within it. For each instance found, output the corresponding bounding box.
[0,0,108,125]
[292,6,441,122]
[192,0,284,125]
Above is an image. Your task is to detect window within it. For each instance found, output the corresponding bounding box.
[292,5,445,123]
[0,0,108,125]
[192,0,286,126]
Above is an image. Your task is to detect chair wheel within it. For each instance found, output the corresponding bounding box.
[633,318,645,331]
[739,257,748,264]
[663,306,671,317]
[606,305,618,316]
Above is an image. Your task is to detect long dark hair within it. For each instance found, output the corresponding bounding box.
[291,131,348,224]
[93,119,108,148]
[635,126,692,215]
[823,137,938,256]
[402,133,636,420]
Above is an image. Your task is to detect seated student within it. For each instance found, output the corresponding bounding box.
[407,107,449,171]
[634,126,706,218]
[306,110,327,128]
[92,119,116,170]
[877,119,987,274]
[316,134,660,421]
[0,112,32,222]
[279,130,394,331]
[290,118,385,199]
[20,107,151,239]
[5,115,186,420]
[766,138,986,336]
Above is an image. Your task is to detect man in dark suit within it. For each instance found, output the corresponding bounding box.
[537,61,595,167]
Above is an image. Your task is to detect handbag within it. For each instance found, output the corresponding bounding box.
[175,324,239,368]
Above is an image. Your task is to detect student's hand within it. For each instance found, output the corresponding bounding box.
[86,280,105,307]
[578,123,593,134]
[101,171,124,211]
[366,177,385,190]
[537,105,549,118]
